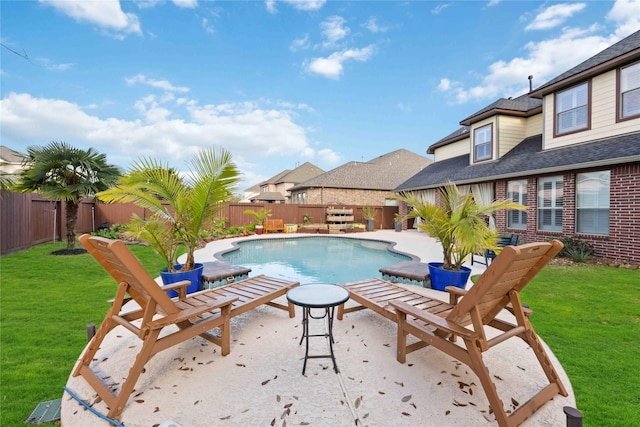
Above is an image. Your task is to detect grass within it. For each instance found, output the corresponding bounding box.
[520,264,640,426]
[1,244,638,426]
[0,241,166,426]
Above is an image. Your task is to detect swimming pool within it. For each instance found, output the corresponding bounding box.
[220,236,413,284]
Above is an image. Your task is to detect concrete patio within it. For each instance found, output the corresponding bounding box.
[61,230,575,426]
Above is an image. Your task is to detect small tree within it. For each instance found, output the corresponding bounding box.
[13,141,120,249]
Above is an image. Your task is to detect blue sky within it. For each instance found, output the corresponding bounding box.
[1,0,639,191]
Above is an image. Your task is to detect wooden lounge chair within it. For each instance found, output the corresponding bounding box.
[74,234,298,418]
[389,240,568,427]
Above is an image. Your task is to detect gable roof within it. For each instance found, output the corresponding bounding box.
[397,131,640,191]
[530,29,640,98]
[427,93,543,154]
[257,162,325,187]
[291,149,431,191]
[0,146,26,164]
[249,191,286,202]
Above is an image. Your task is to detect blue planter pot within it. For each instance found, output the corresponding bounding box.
[161,263,204,297]
[427,262,471,291]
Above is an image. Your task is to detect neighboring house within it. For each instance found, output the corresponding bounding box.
[396,30,640,263]
[289,149,432,206]
[241,184,261,203]
[0,145,26,176]
[247,162,325,204]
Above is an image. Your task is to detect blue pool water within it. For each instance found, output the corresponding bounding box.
[221,236,412,284]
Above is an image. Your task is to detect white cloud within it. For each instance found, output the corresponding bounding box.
[397,103,412,112]
[606,0,640,38]
[320,16,350,48]
[39,0,141,37]
[437,11,630,104]
[431,4,450,15]
[290,34,310,52]
[134,0,163,9]
[317,148,341,165]
[202,17,214,34]
[526,3,586,31]
[265,0,326,13]
[172,0,197,8]
[125,74,190,93]
[488,0,501,7]
[0,92,331,179]
[305,45,376,79]
[363,17,389,33]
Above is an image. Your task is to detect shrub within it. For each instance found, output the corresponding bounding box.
[558,236,595,263]
[91,223,125,239]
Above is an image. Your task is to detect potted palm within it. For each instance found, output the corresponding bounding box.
[396,182,525,291]
[362,206,376,231]
[98,147,240,295]
[244,207,271,235]
[394,213,402,232]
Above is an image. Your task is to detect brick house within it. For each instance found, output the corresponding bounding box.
[396,30,640,263]
[289,149,431,206]
[245,161,325,203]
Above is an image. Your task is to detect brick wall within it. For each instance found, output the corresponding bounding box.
[305,188,395,206]
[497,162,640,263]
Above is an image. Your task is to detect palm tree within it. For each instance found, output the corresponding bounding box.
[397,182,526,271]
[97,146,240,272]
[13,141,120,249]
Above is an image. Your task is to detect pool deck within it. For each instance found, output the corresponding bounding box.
[61,230,575,426]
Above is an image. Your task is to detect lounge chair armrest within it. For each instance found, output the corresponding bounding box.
[148,296,238,330]
[390,299,476,339]
[445,286,467,304]
[160,280,191,292]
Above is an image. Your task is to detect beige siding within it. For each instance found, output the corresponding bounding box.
[497,116,526,157]
[434,138,469,162]
[525,113,543,137]
[545,70,640,150]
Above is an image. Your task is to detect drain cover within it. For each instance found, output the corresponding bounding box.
[27,399,61,424]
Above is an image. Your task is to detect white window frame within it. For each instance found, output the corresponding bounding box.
[507,179,527,230]
[473,124,492,162]
[619,61,640,120]
[555,82,589,135]
[537,176,563,232]
[576,171,610,235]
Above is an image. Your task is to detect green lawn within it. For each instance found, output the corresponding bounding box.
[1,243,638,426]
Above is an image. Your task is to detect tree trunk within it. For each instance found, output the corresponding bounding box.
[66,200,78,248]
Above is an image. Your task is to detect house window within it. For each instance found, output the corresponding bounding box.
[537,176,563,232]
[576,171,610,235]
[507,180,527,229]
[619,62,640,120]
[555,82,589,135]
[473,124,492,162]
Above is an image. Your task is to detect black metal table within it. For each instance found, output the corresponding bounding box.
[286,284,350,375]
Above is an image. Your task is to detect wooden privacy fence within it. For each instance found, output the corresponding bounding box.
[1,191,399,255]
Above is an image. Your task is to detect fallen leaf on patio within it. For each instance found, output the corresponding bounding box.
[511,397,520,407]
[135,399,144,403]
[276,395,281,402]
[401,412,411,416]
[354,397,361,408]
[262,379,270,385]
[401,395,411,402]
[284,403,293,409]
[154,407,159,413]
[445,410,451,415]
[394,381,404,387]
[270,417,276,426]
[383,343,390,347]
[236,363,246,367]
[194,400,200,405]
[378,391,385,395]
[363,413,369,419]
[517,365,526,371]
[494,375,503,381]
